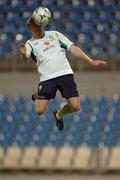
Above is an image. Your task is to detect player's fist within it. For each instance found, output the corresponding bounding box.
[90,60,107,66]
[18,43,26,55]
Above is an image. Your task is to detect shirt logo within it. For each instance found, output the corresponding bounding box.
[44,41,49,46]
[34,42,39,45]
[49,35,55,40]
[39,85,42,91]
[43,45,55,52]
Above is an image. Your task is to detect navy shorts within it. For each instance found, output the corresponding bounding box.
[37,74,79,100]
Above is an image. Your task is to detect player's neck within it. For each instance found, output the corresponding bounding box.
[33,33,45,39]
[32,28,45,39]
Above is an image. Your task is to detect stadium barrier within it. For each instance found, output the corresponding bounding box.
[0,146,120,173]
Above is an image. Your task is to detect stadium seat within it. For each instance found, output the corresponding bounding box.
[107,147,120,170]
[6,12,20,24]
[38,146,57,169]
[80,97,93,116]
[47,134,65,147]
[112,94,120,109]
[73,147,95,170]
[99,147,111,170]
[0,0,119,56]
[26,0,38,11]
[20,146,39,169]
[10,0,25,11]
[30,132,48,146]
[55,146,75,170]
[95,96,109,107]
[0,1,6,10]
[3,146,22,169]
[0,94,120,171]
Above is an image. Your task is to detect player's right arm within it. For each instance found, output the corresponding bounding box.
[18,43,29,62]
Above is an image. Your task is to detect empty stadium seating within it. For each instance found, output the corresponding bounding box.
[38,146,57,169]
[20,146,39,169]
[55,146,74,169]
[73,146,95,170]
[3,146,22,169]
[0,94,120,147]
[0,94,120,170]
[0,0,120,57]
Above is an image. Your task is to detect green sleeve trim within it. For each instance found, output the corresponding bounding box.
[55,33,67,49]
[27,42,34,53]
[27,42,37,62]
[59,40,67,49]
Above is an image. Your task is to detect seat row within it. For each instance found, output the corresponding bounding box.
[0,146,120,171]
[0,0,120,56]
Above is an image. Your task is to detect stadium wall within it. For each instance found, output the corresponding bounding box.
[0,72,119,98]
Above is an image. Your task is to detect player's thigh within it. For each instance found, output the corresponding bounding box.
[37,79,57,99]
[67,97,80,111]
[58,74,79,99]
[34,99,49,114]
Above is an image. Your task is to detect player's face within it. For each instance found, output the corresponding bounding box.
[30,25,41,33]
[27,17,43,35]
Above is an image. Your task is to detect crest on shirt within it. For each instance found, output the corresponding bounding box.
[44,41,49,46]
[49,35,55,40]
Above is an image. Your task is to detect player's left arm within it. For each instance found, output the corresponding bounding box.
[69,45,107,65]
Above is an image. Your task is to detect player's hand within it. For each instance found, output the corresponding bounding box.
[90,60,107,66]
[18,43,26,55]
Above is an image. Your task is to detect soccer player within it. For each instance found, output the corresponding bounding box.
[18,15,107,131]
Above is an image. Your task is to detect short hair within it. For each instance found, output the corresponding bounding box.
[27,16,42,30]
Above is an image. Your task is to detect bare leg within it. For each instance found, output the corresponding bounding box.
[34,99,49,115]
[56,97,80,119]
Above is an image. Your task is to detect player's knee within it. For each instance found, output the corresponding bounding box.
[70,103,80,112]
[74,105,80,112]
[35,107,45,115]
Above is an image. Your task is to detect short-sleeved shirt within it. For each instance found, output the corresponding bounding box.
[25,31,74,82]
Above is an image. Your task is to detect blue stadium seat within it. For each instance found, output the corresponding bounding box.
[26,0,38,11]
[80,96,92,107]
[0,44,11,55]
[13,133,29,146]
[65,131,83,146]
[0,14,6,27]
[0,95,10,106]
[0,0,119,56]
[47,132,65,147]
[112,94,120,108]
[3,115,15,132]
[95,96,109,107]
[29,132,47,146]
[0,95,120,147]
[22,11,31,22]
[103,0,115,11]
[10,0,25,11]
[0,1,9,12]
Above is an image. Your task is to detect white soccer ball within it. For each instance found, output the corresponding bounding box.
[32,7,51,26]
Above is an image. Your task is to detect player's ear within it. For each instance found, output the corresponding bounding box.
[27,16,42,30]
[27,17,33,29]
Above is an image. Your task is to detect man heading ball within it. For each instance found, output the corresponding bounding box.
[18,7,107,131]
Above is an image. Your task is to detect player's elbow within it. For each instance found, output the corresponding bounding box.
[69,45,80,57]
[69,44,76,52]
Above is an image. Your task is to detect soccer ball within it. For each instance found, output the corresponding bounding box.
[32,7,51,26]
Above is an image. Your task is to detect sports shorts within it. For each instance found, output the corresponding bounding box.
[37,74,79,100]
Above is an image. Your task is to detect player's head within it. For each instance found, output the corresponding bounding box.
[27,17,44,35]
